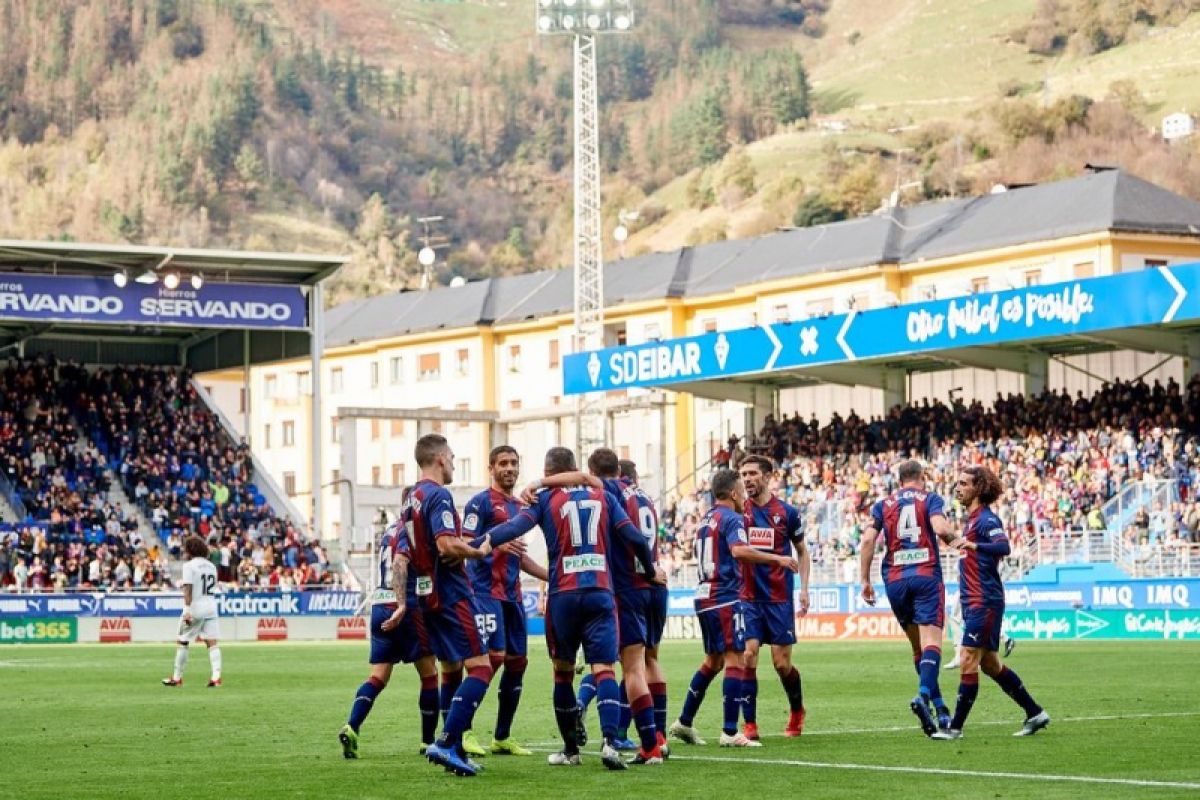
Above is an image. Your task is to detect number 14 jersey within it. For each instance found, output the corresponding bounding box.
[871,489,945,584]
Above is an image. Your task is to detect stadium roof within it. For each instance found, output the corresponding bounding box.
[325,169,1200,347]
[0,241,348,371]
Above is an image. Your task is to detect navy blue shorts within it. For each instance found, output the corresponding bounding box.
[425,597,487,664]
[647,586,669,650]
[545,590,618,666]
[962,605,1004,652]
[368,603,432,665]
[477,597,528,657]
[885,576,946,629]
[696,602,746,656]
[743,600,797,646]
[616,589,650,649]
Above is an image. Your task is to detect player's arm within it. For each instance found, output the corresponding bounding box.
[789,508,811,615]
[430,495,487,561]
[926,493,956,543]
[732,542,798,570]
[181,582,194,625]
[609,501,659,580]
[962,523,1011,556]
[380,552,408,632]
[477,506,539,552]
[858,523,881,605]
[519,471,602,503]
[519,553,549,583]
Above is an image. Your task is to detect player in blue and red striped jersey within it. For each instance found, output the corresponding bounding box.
[860,459,955,736]
[737,455,810,741]
[480,447,664,770]
[406,435,495,778]
[933,466,1050,740]
[669,469,798,749]
[338,513,440,759]
[461,446,549,758]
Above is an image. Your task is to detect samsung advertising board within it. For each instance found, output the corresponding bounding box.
[0,273,308,330]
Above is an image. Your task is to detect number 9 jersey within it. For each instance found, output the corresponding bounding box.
[871,488,945,584]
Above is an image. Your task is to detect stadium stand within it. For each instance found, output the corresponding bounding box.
[658,375,1200,583]
[0,357,337,591]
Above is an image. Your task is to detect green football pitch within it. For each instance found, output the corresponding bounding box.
[2,639,1198,799]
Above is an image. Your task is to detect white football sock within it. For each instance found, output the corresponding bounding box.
[173,645,189,680]
[208,646,222,681]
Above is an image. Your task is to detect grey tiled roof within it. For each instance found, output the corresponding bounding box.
[323,170,1200,346]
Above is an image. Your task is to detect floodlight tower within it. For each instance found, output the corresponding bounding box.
[536,0,636,458]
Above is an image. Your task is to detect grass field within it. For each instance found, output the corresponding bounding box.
[2,640,1198,799]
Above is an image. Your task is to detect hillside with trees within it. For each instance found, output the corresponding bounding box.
[1,0,1198,304]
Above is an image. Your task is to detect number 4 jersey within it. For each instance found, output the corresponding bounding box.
[871,488,946,584]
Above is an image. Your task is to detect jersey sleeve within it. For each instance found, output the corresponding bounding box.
[787,504,804,544]
[926,493,946,517]
[462,494,488,538]
[484,502,539,548]
[979,515,1007,542]
[870,500,884,531]
[427,488,459,539]
[387,525,410,559]
[723,514,749,550]
[181,561,196,586]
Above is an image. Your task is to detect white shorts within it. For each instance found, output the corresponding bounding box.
[178,615,221,643]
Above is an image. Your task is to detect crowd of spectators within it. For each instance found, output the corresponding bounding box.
[657,376,1200,582]
[0,357,338,592]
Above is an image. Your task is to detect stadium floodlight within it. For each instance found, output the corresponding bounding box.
[190,273,204,290]
[163,272,180,290]
[134,268,158,284]
[534,0,634,33]
[418,246,436,267]
[112,270,128,288]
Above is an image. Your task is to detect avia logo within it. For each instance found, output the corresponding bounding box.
[99,618,132,643]
[800,326,819,356]
[587,352,601,386]
[336,617,367,640]
[715,333,730,369]
[256,617,289,641]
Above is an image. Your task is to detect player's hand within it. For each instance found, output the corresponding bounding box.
[498,538,526,557]
[583,474,603,490]
[946,537,968,553]
[519,482,541,505]
[861,582,877,606]
[651,566,668,586]
[182,612,194,626]
[380,604,406,631]
[777,556,799,573]
[477,535,493,558]
[798,589,810,617]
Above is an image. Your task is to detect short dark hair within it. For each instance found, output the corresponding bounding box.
[489,445,518,467]
[544,446,577,475]
[739,455,773,475]
[897,459,925,484]
[963,465,1003,505]
[183,535,208,559]
[587,447,619,477]
[415,434,449,467]
[711,468,741,500]
[618,459,638,482]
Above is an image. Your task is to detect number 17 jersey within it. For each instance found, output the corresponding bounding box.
[871,489,945,584]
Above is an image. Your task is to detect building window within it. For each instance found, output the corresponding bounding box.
[283,472,296,497]
[918,285,938,301]
[431,419,444,434]
[1144,258,1168,268]
[390,356,403,384]
[457,403,470,429]
[297,371,311,395]
[370,418,381,441]
[773,304,790,323]
[644,323,662,341]
[456,348,470,376]
[330,470,340,495]
[330,367,344,393]
[551,395,561,406]
[510,399,522,410]
[971,277,990,294]
[264,375,277,399]
[549,339,561,366]
[371,466,381,486]
[508,344,522,373]
[459,458,471,482]
[1073,261,1095,279]
[263,424,272,449]
[331,417,340,444]
[391,463,404,486]
[420,353,442,381]
[390,419,403,437]
[370,361,380,388]
[1023,270,1042,287]
[805,298,833,317]
[703,319,717,333]
[282,421,295,447]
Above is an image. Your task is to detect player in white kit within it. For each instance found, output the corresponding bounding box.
[162,536,223,687]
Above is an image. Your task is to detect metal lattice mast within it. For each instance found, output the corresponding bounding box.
[573,32,606,458]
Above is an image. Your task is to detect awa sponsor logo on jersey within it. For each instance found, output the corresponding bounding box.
[747,527,774,550]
